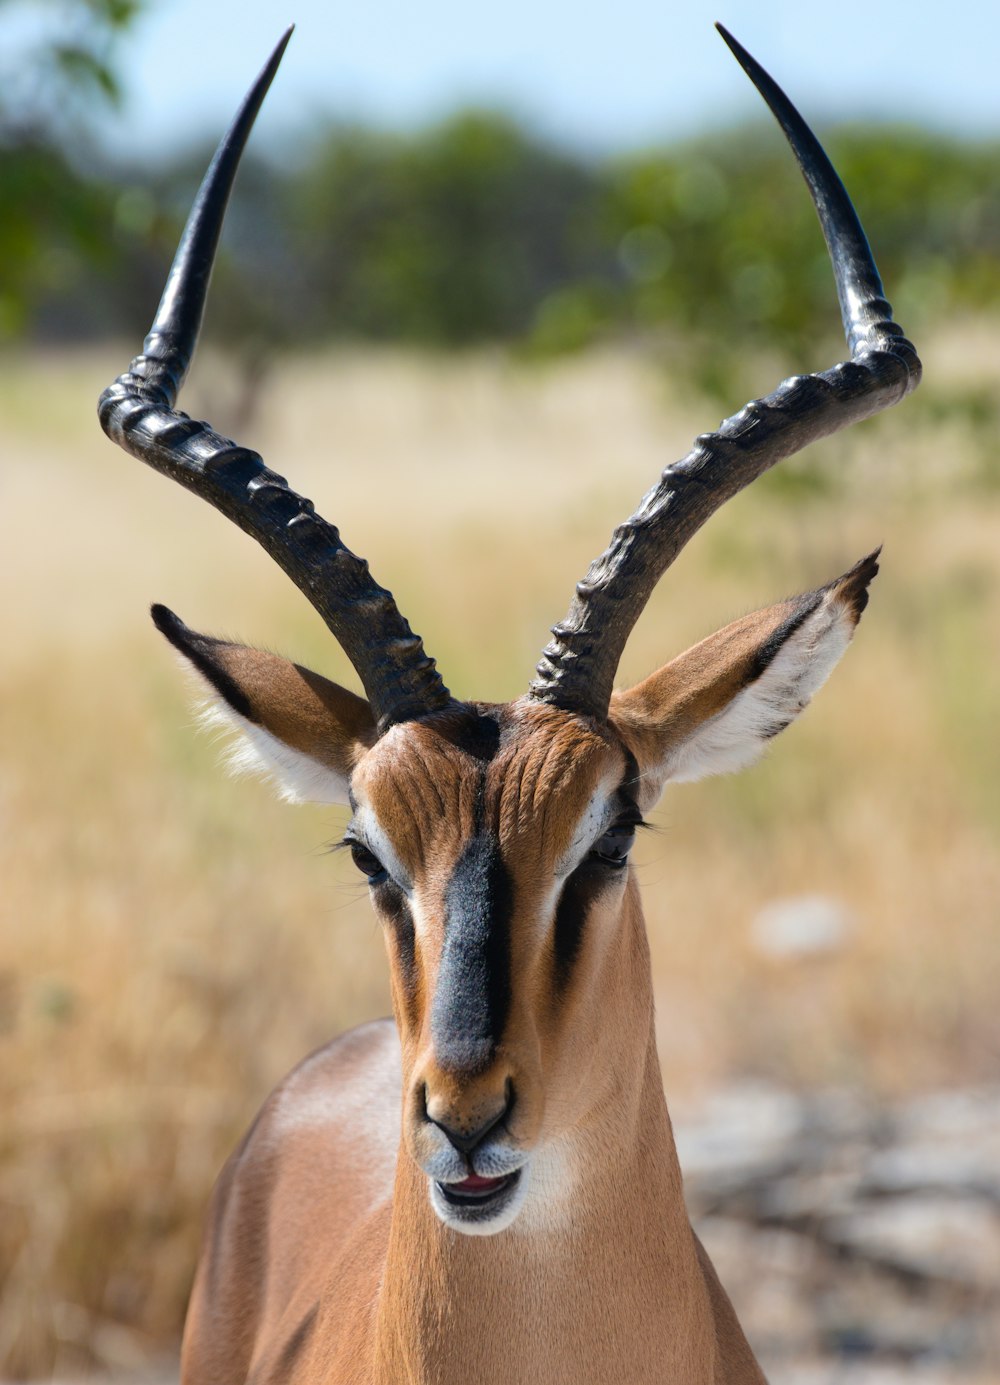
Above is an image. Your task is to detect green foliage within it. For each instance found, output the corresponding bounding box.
[0,0,141,134]
[601,122,1000,391]
[0,0,143,342]
[0,143,114,338]
[285,112,608,345]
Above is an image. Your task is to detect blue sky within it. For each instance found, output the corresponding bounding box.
[43,1,1000,157]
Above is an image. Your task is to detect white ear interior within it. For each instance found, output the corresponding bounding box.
[197,700,351,806]
[658,588,857,788]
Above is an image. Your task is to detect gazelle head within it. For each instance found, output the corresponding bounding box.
[100,27,919,1236]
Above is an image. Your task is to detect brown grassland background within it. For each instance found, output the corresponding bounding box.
[2,335,999,1376]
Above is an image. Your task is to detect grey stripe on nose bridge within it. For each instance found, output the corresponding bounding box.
[431,833,512,1076]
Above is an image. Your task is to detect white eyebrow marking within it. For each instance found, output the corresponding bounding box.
[352,803,414,899]
[553,780,617,879]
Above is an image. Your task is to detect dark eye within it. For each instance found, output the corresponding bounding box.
[589,822,637,870]
[349,840,388,885]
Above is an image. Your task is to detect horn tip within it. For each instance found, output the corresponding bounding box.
[715,22,756,75]
[271,24,296,65]
[256,25,295,93]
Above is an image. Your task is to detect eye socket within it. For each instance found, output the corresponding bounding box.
[348,839,388,885]
[589,821,637,870]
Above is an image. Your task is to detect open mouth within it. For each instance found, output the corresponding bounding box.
[437,1169,520,1207]
[429,1162,529,1234]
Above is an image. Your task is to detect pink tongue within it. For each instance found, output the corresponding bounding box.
[454,1172,505,1192]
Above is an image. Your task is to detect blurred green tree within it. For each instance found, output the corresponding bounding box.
[0,0,141,338]
[594,122,1000,398]
[286,112,609,345]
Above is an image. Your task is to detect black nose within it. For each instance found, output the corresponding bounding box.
[428,1087,513,1154]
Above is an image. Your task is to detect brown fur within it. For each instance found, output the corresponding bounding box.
[176,564,876,1383]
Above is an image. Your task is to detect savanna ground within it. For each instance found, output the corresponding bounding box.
[2,337,999,1380]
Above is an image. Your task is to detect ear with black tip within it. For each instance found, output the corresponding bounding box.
[609,551,879,813]
[152,604,376,805]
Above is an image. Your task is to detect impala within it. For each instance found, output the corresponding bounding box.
[99,25,920,1384]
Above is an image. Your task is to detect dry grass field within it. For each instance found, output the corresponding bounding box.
[2,339,999,1377]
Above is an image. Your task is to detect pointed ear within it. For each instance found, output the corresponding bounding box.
[152,605,376,805]
[609,552,879,814]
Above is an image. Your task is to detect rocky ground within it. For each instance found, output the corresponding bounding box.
[680,1084,1000,1383]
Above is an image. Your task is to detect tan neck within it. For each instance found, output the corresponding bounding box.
[373,900,722,1385]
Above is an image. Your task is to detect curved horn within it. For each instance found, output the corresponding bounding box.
[528,25,921,721]
[98,31,453,734]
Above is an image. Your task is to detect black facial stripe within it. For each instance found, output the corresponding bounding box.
[472,765,487,836]
[552,754,641,993]
[552,866,608,994]
[431,834,513,1076]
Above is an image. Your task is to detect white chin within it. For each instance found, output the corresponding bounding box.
[428,1165,530,1237]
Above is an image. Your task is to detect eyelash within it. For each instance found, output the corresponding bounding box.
[344,838,389,886]
[588,817,647,870]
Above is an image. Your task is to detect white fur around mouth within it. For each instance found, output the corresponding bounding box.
[429,1164,530,1236]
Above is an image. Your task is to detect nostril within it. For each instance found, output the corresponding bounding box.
[426,1084,513,1155]
[431,1109,502,1155]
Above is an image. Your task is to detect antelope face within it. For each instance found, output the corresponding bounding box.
[348,702,634,1233]
[154,550,883,1235]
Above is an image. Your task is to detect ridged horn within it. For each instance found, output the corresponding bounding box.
[527,24,920,720]
[98,30,453,734]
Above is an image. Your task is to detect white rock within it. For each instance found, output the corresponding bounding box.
[750,894,852,960]
[829,1195,1000,1285]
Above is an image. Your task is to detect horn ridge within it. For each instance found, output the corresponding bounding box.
[97,30,453,734]
[527,30,920,721]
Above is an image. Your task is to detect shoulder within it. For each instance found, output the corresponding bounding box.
[181,1019,402,1381]
[233,1016,402,1188]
